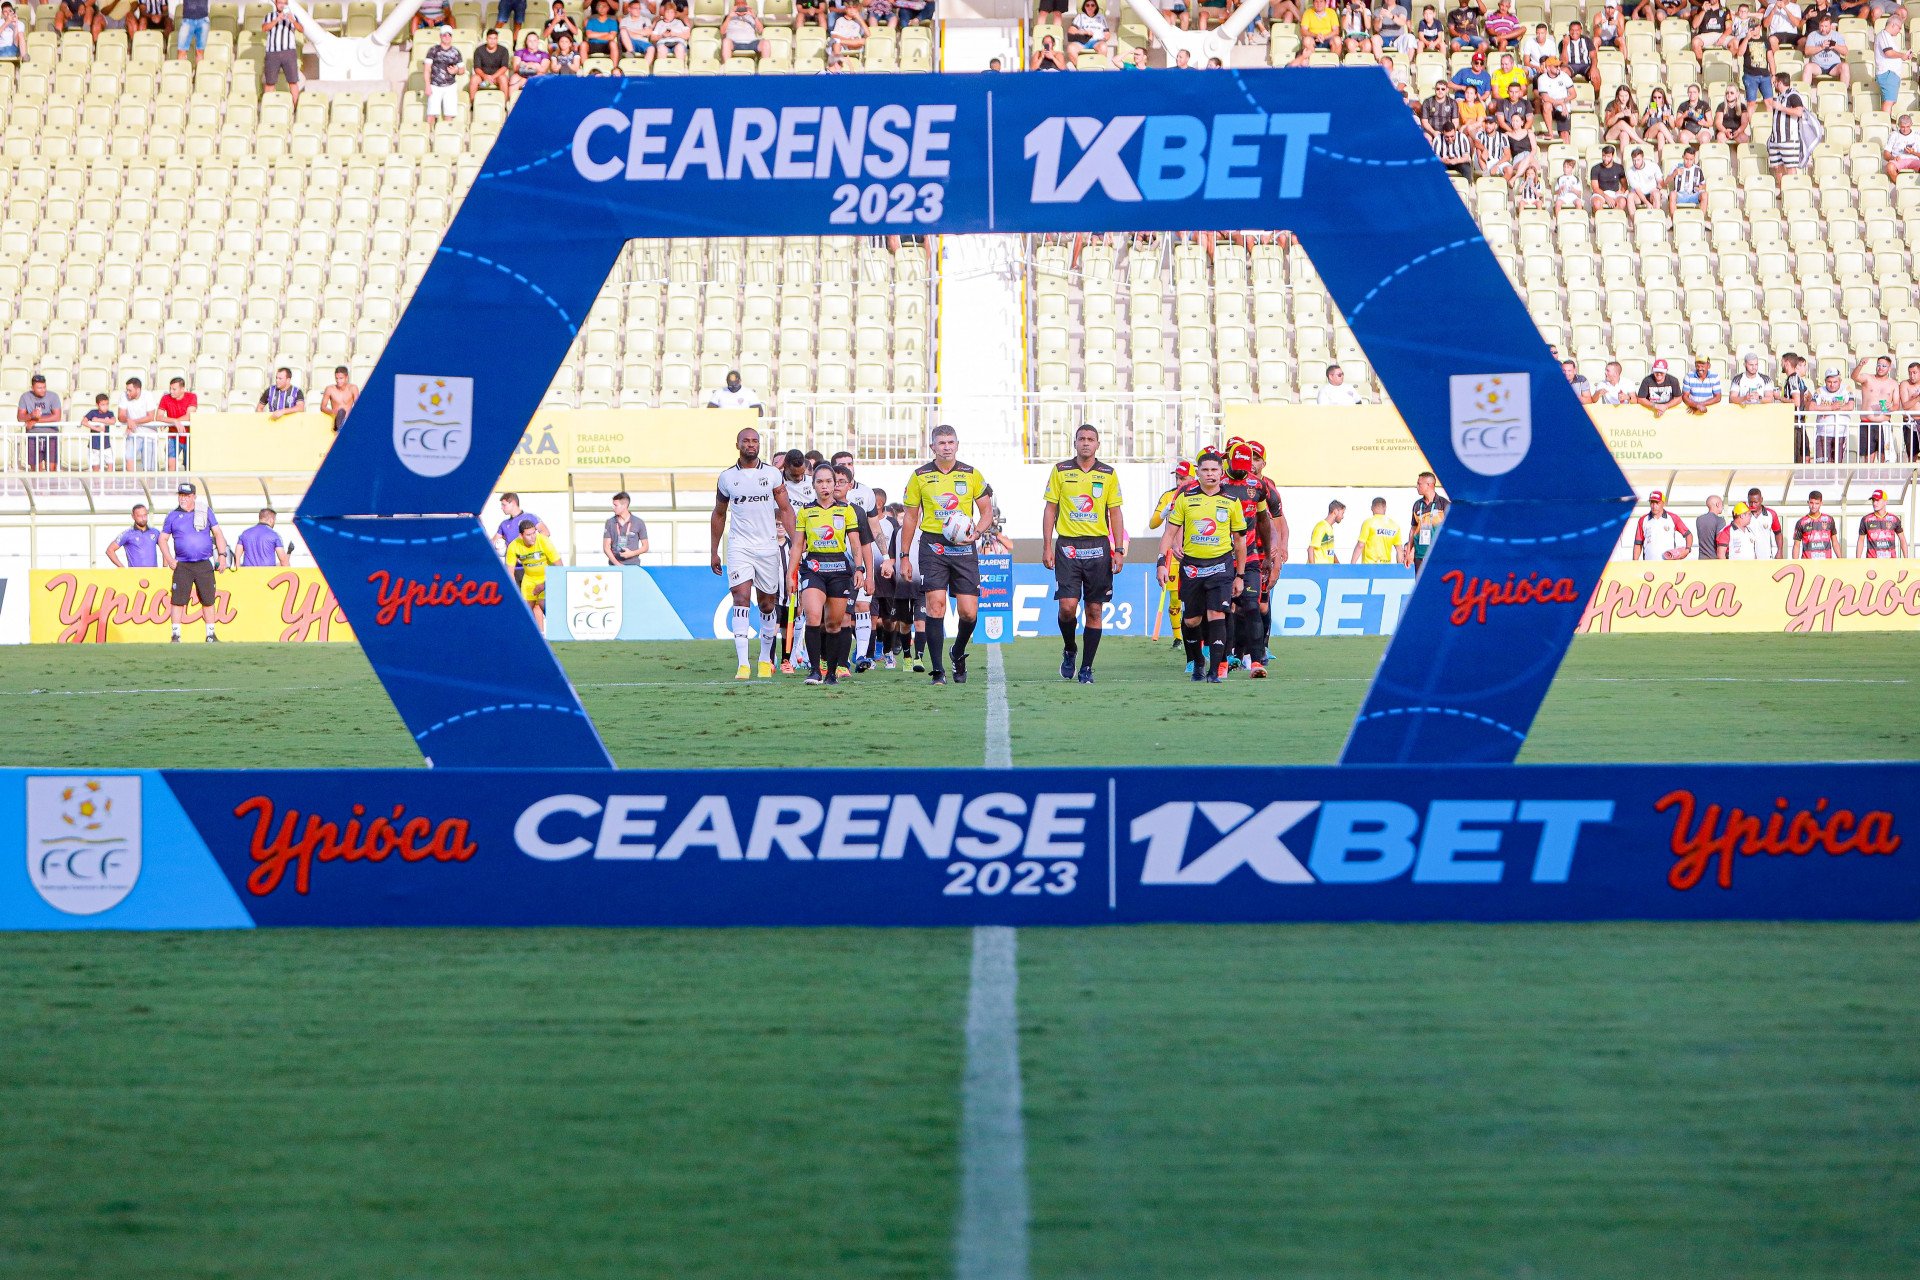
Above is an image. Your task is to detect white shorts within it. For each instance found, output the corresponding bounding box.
[426,83,459,117]
[726,547,782,595]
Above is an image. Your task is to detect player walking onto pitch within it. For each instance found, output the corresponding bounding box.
[711,427,796,681]
[831,451,879,671]
[1041,424,1127,684]
[1241,441,1287,662]
[505,518,563,629]
[901,424,995,686]
[1158,450,1248,683]
[793,461,868,687]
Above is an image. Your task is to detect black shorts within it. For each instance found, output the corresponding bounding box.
[1236,560,1264,608]
[919,536,979,597]
[1177,557,1235,617]
[171,559,216,607]
[1860,420,1887,455]
[1053,538,1113,604]
[800,557,853,600]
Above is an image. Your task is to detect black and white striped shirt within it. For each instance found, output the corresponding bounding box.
[1436,131,1472,166]
[263,10,301,53]
[1769,90,1805,146]
[1563,33,1592,66]
[1671,162,1705,194]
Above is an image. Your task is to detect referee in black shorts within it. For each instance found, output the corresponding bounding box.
[1157,450,1248,683]
[1041,424,1127,684]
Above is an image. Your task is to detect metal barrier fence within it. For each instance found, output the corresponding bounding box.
[769,393,1210,464]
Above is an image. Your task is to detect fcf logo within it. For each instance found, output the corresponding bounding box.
[568,571,624,639]
[393,374,474,478]
[25,776,143,915]
[1448,373,1532,477]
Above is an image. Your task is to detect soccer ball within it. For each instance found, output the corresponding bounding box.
[941,511,977,544]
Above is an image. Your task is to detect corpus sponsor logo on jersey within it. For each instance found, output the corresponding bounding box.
[1131,798,1613,886]
[567,571,623,638]
[1023,112,1330,205]
[392,375,473,478]
[25,776,142,915]
[1448,372,1531,476]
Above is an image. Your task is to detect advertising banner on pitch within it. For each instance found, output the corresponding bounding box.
[1,763,1911,930]
[31,569,354,644]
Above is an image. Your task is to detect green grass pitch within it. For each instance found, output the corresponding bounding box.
[1,635,1914,1279]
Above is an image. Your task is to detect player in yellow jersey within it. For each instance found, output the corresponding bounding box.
[1351,497,1402,564]
[1307,501,1344,563]
[792,462,868,688]
[504,517,563,629]
[901,423,995,687]
[1041,424,1127,684]
[1157,450,1247,683]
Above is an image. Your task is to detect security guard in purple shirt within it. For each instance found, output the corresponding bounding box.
[157,482,230,643]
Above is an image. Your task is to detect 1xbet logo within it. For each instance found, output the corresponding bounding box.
[1131,799,1614,885]
[1024,113,1330,205]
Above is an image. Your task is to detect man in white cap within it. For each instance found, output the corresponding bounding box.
[1809,366,1856,463]
[1636,359,1682,416]
[1633,490,1693,559]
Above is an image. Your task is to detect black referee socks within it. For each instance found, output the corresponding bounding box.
[1058,613,1077,656]
[1081,629,1101,669]
[953,616,975,658]
[926,617,946,672]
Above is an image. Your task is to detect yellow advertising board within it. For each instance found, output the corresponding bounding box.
[1222,405,1795,486]
[31,568,355,644]
[191,408,758,485]
[1578,560,1920,634]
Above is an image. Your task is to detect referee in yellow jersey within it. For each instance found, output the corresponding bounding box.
[1157,450,1248,683]
[1041,424,1126,684]
[901,423,995,686]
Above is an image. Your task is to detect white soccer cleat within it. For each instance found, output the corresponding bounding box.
[735,663,752,681]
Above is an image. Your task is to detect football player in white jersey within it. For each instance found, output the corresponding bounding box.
[710,427,796,680]
[775,449,815,672]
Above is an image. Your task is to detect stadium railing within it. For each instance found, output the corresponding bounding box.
[768,392,1205,465]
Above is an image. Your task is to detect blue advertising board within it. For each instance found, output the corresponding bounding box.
[3,765,1911,929]
[293,70,1631,770]
[543,564,1418,641]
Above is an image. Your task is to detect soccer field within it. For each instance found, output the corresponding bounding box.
[1,635,1916,1279]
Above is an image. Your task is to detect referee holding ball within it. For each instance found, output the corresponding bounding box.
[158,482,230,643]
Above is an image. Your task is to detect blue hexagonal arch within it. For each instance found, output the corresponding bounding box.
[298,69,1632,769]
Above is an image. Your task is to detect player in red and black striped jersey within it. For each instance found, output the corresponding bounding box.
[1222,442,1277,677]
[1243,440,1287,661]
[1792,491,1841,559]
[1855,489,1909,559]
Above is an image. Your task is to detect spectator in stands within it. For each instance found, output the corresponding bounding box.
[1899,362,1920,461]
[1302,0,1342,52]
[1494,83,1536,170]
[1452,48,1492,93]
[1377,2,1411,53]
[1876,17,1911,115]
[1734,9,1771,101]
[650,3,688,62]
[1762,0,1799,62]
[1693,0,1732,55]
[1884,113,1920,176]
[176,0,209,60]
[238,509,290,568]
[512,31,549,82]
[708,369,764,415]
[415,0,457,32]
[1379,51,1412,96]
[1589,146,1629,206]
[107,505,167,569]
[1641,86,1678,144]
[718,0,761,60]
[54,0,86,34]
[1419,78,1460,135]
[1604,87,1642,145]
[583,0,619,58]
[1415,4,1444,49]
[1472,111,1517,180]
[604,491,650,565]
[1316,364,1364,405]
[119,376,162,471]
[1031,33,1069,66]
[1551,156,1584,207]
[0,3,25,61]
[496,0,529,41]
[424,29,464,123]
[797,0,828,27]
[17,374,61,473]
[1594,0,1623,48]
[895,0,931,26]
[1716,85,1753,140]
[1768,73,1820,177]
[1520,21,1556,71]
[1457,82,1487,126]
[1535,56,1576,138]
[94,0,131,44]
[1483,0,1521,47]
[616,1,651,64]
[1854,355,1898,463]
[158,376,196,470]
[1117,47,1144,68]
[1694,495,1726,558]
[1729,353,1776,402]
[261,0,303,104]
[319,367,358,431]
[828,2,867,55]
[1436,120,1475,176]
[1681,356,1723,412]
[1445,0,1482,51]
[1594,361,1634,405]
[258,367,306,420]
[84,393,116,471]
[1489,50,1526,99]
[1561,19,1599,94]
[494,492,550,552]
[132,0,171,38]
[1809,367,1855,462]
[473,27,513,97]
[1667,144,1707,211]
[543,0,580,46]
[1802,14,1849,84]
[1636,359,1682,416]
[1676,84,1712,142]
[1625,146,1663,213]
[1563,359,1596,402]
[549,30,582,71]
[1338,0,1378,55]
